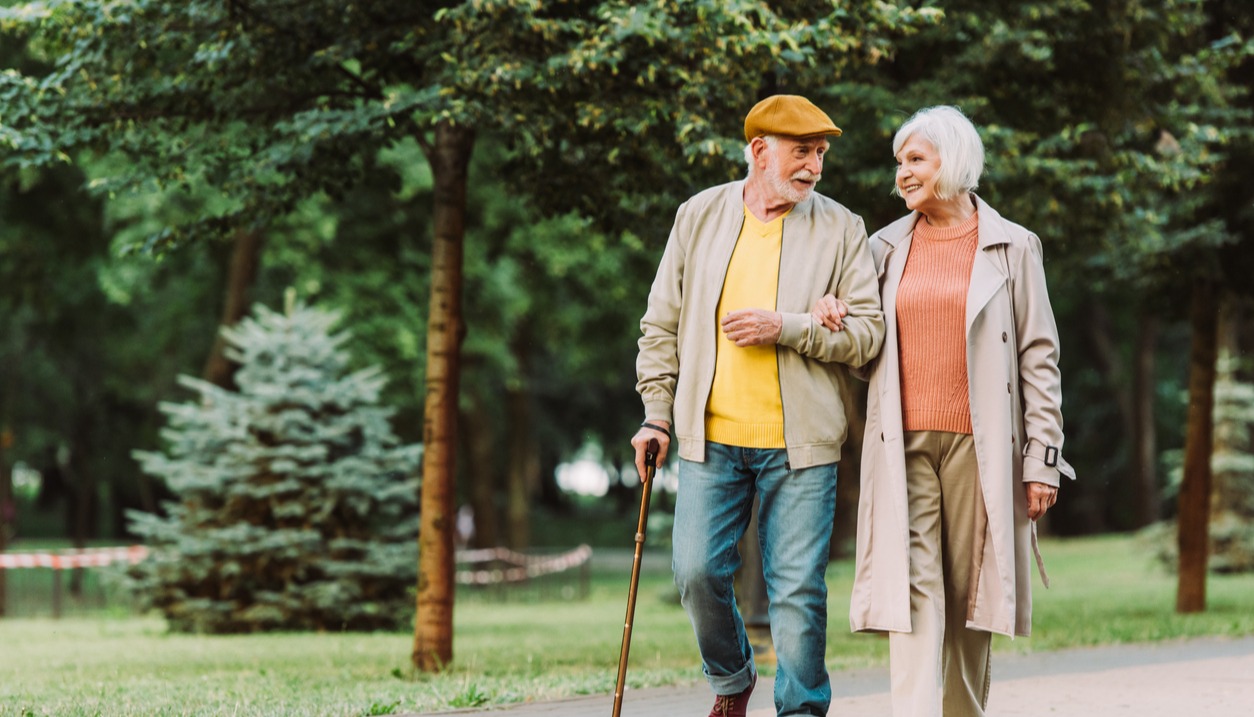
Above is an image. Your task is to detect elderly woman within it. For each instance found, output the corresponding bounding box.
[814,105,1076,716]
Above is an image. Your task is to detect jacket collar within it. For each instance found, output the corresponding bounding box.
[877,193,1010,250]
[725,179,818,220]
[972,194,1011,250]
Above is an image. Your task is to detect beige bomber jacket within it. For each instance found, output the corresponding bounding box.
[636,180,885,470]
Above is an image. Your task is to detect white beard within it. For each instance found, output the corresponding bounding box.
[766,155,819,204]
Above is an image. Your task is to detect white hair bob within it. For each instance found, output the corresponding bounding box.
[892,105,984,200]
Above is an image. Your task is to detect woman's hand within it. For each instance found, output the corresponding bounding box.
[1026,481,1058,521]
[811,294,848,332]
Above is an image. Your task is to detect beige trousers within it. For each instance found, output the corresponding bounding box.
[889,431,992,717]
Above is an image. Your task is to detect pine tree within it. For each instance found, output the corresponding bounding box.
[127,300,421,633]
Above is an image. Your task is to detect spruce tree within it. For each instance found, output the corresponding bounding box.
[128,300,421,633]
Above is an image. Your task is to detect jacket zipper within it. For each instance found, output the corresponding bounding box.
[702,213,748,443]
[777,215,790,473]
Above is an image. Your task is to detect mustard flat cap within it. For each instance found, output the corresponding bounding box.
[743,95,842,142]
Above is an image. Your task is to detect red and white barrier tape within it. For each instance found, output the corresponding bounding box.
[455,544,592,586]
[1,544,591,583]
[0,545,149,569]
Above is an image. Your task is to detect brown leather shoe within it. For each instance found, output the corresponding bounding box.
[708,674,755,717]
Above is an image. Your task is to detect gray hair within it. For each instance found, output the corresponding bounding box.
[743,135,780,174]
[892,105,984,200]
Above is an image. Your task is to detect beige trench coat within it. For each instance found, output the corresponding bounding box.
[849,196,1076,638]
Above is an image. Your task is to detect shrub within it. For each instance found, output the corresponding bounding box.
[127,301,421,632]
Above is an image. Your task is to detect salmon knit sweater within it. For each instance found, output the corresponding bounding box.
[897,211,979,434]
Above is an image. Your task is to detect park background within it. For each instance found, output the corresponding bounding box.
[1,0,1253,715]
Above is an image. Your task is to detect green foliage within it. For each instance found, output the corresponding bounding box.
[0,1,942,559]
[833,0,1253,289]
[126,301,422,633]
[1206,349,1254,573]
[0,2,940,546]
[445,0,942,225]
[1141,354,1254,573]
[447,683,491,708]
[359,699,401,716]
[454,141,663,461]
[4,0,1251,550]
[0,158,226,539]
[824,0,1254,533]
[0,0,938,251]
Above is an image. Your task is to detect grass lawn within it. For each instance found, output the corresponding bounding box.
[3,534,1253,716]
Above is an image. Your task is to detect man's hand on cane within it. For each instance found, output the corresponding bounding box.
[632,420,671,482]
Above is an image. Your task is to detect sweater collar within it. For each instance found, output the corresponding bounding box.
[727,179,817,220]
[877,193,1010,250]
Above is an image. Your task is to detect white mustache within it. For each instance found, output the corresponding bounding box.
[792,171,820,183]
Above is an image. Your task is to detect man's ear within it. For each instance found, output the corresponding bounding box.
[750,136,771,168]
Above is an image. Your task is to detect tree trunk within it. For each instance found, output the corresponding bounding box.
[504,338,537,549]
[202,230,265,390]
[0,426,11,617]
[69,432,94,597]
[413,121,474,672]
[1210,293,1249,572]
[1085,304,1131,530]
[504,388,535,549]
[461,396,500,549]
[1177,278,1219,613]
[1131,316,1160,526]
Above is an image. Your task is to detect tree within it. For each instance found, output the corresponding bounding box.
[0,159,226,546]
[828,0,1251,541]
[1202,0,1254,578]
[128,300,421,633]
[1209,299,1254,573]
[201,230,266,390]
[1,0,936,669]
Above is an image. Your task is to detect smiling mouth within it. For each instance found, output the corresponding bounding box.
[902,183,922,194]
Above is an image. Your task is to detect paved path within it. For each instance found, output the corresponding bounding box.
[406,635,1254,716]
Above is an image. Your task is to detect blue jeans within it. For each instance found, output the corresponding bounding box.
[672,442,837,716]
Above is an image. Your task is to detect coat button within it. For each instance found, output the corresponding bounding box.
[1002,331,1008,342]
[1007,382,1012,394]
[881,432,885,441]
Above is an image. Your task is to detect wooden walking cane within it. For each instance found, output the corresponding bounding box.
[612,437,659,717]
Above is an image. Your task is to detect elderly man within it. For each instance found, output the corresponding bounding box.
[630,95,884,717]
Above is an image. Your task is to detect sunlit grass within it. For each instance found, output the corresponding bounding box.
[2,534,1252,715]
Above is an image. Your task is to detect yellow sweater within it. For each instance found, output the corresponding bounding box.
[704,207,786,448]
